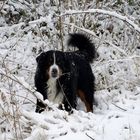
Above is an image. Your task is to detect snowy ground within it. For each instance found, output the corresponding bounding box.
[23,88,140,140]
[0,82,140,140]
[31,89,140,140]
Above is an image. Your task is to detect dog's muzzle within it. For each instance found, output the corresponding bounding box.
[51,68,58,78]
[49,64,60,79]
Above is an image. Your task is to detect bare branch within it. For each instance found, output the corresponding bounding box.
[111,103,127,112]
[86,133,94,140]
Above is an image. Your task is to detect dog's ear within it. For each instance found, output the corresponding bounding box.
[36,56,40,63]
[36,52,46,63]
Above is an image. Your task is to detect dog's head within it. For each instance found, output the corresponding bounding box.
[36,50,66,79]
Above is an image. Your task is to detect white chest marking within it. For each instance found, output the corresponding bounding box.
[47,78,64,104]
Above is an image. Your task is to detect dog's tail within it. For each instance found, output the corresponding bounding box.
[67,33,96,62]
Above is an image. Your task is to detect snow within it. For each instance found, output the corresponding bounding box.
[0,1,140,140]
[1,84,140,140]
[22,89,140,140]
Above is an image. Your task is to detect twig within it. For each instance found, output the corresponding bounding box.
[112,103,127,112]
[58,0,64,51]
[0,0,7,13]
[86,133,94,140]
[9,93,36,105]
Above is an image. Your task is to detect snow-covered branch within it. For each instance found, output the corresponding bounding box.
[61,9,140,34]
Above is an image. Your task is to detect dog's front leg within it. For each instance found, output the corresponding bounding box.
[35,76,48,113]
[62,67,77,113]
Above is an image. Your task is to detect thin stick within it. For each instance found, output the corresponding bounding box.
[112,103,127,112]
[86,133,94,140]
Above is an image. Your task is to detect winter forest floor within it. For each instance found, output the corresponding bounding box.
[0,0,140,140]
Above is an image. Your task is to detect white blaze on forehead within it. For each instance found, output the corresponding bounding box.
[51,52,58,69]
[49,52,59,79]
[51,52,59,72]
[53,52,56,64]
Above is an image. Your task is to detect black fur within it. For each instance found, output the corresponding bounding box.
[35,33,96,113]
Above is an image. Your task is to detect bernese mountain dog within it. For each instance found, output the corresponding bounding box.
[35,33,96,113]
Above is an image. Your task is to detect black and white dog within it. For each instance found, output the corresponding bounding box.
[35,33,96,113]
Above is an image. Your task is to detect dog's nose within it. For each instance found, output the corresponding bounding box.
[51,68,58,78]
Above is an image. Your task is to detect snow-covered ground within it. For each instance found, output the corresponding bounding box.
[1,86,140,140]
[24,88,140,140]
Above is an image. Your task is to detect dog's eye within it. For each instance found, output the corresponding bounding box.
[49,57,53,62]
[56,59,60,64]
[56,59,59,63]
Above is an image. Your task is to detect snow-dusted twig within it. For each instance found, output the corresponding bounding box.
[0,1,6,12]
[86,133,94,140]
[63,22,97,36]
[61,9,140,34]
[111,103,127,112]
